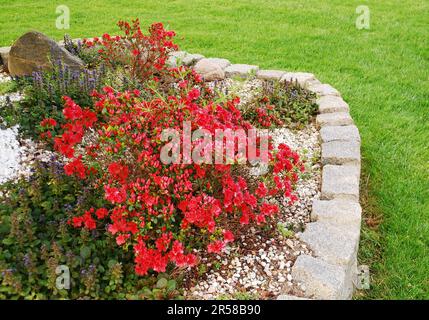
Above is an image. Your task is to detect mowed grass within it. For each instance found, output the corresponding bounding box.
[0,0,428,299]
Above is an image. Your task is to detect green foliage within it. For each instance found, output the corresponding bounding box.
[63,34,100,68]
[0,81,16,95]
[241,80,318,129]
[276,223,294,238]
[0,160,183,299]
[0,61,107,139]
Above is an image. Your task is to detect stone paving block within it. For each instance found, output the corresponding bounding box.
[308,83,340,96]
[256,69,286,80]
[316,112,353,127]
[194,59,225,81]
[182,53,205,66]
[297,222,360,268]
[280,72,315,87]
[317,95,350,113]
[311,199,362,226]
[277,294,310,300]
[167,51,187,67]
[321,140,361,165]
[225,64,259,78]
[204,57,231,70]
[321,164,360,201]
[320,125,360,143]
[292,255,350,299]
[305,78,322,87]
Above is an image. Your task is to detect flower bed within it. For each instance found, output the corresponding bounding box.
[0,20,361,300]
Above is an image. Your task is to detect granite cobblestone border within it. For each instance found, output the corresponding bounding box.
[0,45,362,300]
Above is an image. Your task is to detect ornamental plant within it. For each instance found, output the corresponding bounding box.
[241,80,318,129]
[46,68,304,277]
[84,19,177,84]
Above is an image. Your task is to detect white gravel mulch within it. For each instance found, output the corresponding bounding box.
[0,71,52,185]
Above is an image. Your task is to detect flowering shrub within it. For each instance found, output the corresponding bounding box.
[84,19,177,84]
[49,64,304,275]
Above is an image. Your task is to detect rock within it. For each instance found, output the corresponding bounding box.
[321,164,360,201]
[203,58,231,70]
[297,222,360,267]
[256,69,286,80]
[168,51,205,67]
[291,255,351,299]
[8,31,84,77]
[280,72,315,87]
[308,83,340,96]
[321,140,361,165]
[225,64,259,79]
[317,95,349,113]
[311,199,362,226]
[277,294,310,300]
[167,51,187,67]
[320,125,361,143]
[193,58,225,81]
[316,112,353,127]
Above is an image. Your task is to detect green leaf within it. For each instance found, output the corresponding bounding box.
[2,238,14,245]
[167,279,176,291]
[80,246,91,259]
[156,278,168,289]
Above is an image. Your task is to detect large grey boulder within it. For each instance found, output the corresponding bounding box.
[8,31,84,76]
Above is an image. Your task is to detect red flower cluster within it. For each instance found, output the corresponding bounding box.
[39,118,57,139]
[84,19,177,83]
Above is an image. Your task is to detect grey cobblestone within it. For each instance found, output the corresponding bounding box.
[292,255,350,299]
[311,199,362,226]
[321,164,360,201]
[225,63,259,78]
[316,112,353,126]
[321,140,361,165]
[317,95,349,113]
[280,72,315,87]
[320,125,360,143]
[308,83,340,96]
[256,69,285,80]
[297,222,360,267]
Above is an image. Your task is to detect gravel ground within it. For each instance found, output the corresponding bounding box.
[184,79,321,300]
[0,72,52,184]
[0,68,11,84]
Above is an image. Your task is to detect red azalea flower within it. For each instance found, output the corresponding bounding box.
[223,230,234,243]
[108,162,129,182]
[40,118,57,127]
[95,208,109,219]
[207,240,225,254]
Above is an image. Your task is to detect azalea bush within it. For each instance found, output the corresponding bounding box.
[45,59,304,276]
[84,19,177,84]
[1,19,310,297]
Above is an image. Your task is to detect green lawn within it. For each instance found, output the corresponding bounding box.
[1,0,428,299]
